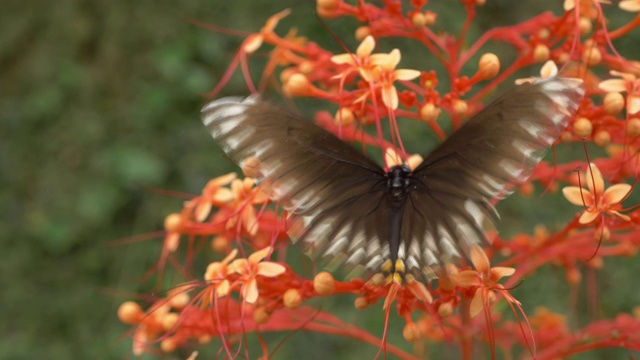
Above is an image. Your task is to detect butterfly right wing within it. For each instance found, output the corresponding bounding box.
[201,96,389,270]
[402,78,584,274]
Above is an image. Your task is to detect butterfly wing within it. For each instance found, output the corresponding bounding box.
[402,78,584,275]
[201,96,390,270]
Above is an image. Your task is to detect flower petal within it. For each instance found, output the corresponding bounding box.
[469,244,490,273]
[394,69,421,81]
[381,85,398,109]
[469,288,484,318]
[248,246,272,264]
[599,79,628,93]
[451,270,481,287]
[210,172,237,187]
[331,53,356,65]
[628,94,640,114]
[610,210,631,221]
[357,35,375,57]
[563,186,591,206]
[620,0,640,12]
[540,60,558,78]
[603,183,632,204]
[216,280,231,297]
[243,278,259,303]
[257,261,286,277]
[579,209,601,224]
[490,267,516,282]
[585,163,604,196]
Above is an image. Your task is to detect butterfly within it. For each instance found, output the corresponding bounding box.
[201,77,584,281]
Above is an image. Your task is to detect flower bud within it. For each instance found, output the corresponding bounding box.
[420,103,441,122]
[579,17,592,35]
[164,213,182,232]
[161,312,179,330]
[627,118,640,137]
[314,271,336,295]
[283,288,302,309]
[253,306,271,324]
[403,322,421,342]
[573,117,593,137]
[118,301,143,325]
[355,26,370,41]
[438,301,454,317]
[284,73,312,97]
[452,99,468,116]
[603,92,625,115]
[582,46,602,66]
[594,130,611,147]
[477,53,500,79]
[335,108,355,126]
[533,44,550,62]
[354,296,368,310]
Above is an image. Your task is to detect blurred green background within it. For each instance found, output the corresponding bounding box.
[3,0,640,359]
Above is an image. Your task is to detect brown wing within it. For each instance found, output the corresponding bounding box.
[401,77,584,274]
[201,96,389,270]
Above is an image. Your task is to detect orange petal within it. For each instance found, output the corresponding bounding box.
[195,202,212,222]
[257,261,286,277]
[212,188,234,204]
[243,278,259,303]
[229,258,248,274]
[222,248,239,264]
[394,69,421,81]
[628,94,640,114]
[451,270,481,288]
[381,85,398,109]
[490,267,516,282]
[248,246,272,264]
[243,34,264,54]
[599,79,628,93]
[562,186,591,206]
[264,9,292,32]
[579,209,601,224]
[585,163,604,196]
[216,280,231,297]
[469,288,485,318]
[609,210,631,221]
[356,35,375,57]
[469,244,490,273]
[620,0,640,12]
[210,172,237,187]
[603,183,632,204]
[540,60,558,78]
[331,53,357,65]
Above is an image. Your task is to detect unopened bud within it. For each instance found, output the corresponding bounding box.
[603,92,625,115]
[573,117,593,137]
[477,53,500,79]
[533,44,550,62]
[314,271,336,295]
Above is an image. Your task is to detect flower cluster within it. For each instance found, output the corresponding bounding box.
[119,0,640,358]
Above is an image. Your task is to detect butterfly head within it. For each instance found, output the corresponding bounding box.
[387,164,413,200]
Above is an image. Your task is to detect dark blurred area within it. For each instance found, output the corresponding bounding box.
[2,1,640,359]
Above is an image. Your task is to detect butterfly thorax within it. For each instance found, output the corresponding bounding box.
[386,164,414,201]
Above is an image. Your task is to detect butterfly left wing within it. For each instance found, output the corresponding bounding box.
[400,77,584,275]
[201,96,391,271]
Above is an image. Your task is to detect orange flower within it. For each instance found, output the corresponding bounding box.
[195,172,236,222]
[243,9,291,54]
[599,70,640,114]
[331,36,420,109]
[452,245,518,318]
[204,248,238,297]
[562,163,632,224]
[226,177,270,236]
[229,246,286,303]
[369,49,421,109]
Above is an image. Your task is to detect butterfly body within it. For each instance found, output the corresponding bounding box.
[202,78,584,280]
